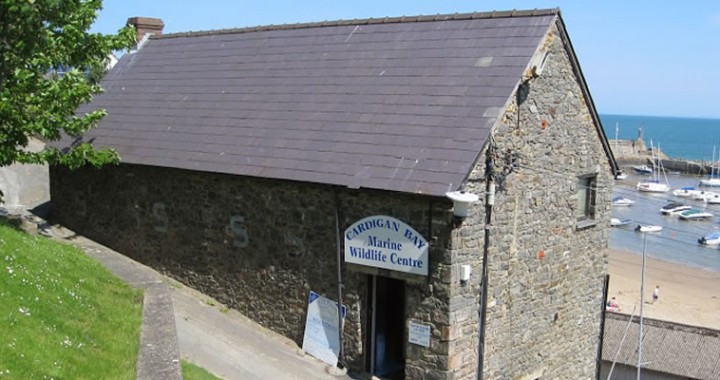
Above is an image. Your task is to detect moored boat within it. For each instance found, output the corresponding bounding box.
[636,140,670,193]
[636,181,670,193]
[707,193,720,205]
[698,231,720,245]
[660,202,691,215]
[699,147,720,187]
[699,178,720,187]
[691,190,716,201]
[672,186,699,198]
[635,224,662,233]
[632,165,653,174]
[678,209,714,220]
[611,218,632,227]
[612,196,635,207]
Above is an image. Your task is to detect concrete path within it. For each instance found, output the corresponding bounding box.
[171,282,350,380]
[13,212,353,380]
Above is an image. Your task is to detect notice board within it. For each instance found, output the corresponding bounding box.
[301,291,346,366]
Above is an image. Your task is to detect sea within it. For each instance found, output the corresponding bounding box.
[600,114,720,272]
[601,114,720,161]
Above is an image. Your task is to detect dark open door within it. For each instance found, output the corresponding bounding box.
[368,275,405,379]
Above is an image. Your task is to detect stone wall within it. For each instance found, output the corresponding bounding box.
[456,23,612,379]
[50,165,462,378]
[0,137,49,213]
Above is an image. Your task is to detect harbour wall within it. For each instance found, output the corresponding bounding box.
[612,139,712,175]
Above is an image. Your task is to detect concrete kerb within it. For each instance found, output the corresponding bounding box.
[136,283,182,380]
[13,212,183,380]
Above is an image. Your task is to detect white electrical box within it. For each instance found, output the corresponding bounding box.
[460,264,471,282]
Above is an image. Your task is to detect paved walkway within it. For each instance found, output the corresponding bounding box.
[15,212,353,380]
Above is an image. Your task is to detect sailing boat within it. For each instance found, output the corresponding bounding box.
[636,140,670,193]
[699,146,720,187]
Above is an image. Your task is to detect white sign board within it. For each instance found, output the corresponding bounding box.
[344,215,429,276]
[301,291,346,366]
[408,321,431,347]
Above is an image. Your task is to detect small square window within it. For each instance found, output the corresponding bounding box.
[576,174,597,223]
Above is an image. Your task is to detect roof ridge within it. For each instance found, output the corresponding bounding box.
[156,8,559,39]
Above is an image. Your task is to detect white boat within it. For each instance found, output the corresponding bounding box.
[698,231,720,245]
[636,181,670,193]
[678,209,714,220]
[660,202,691,215]
[700,178,720,187]
[636,141,670,193]
[612,196,635,207]
[635,224,662,233]
[615,172,628,180]
[706,192,720,205]
[632,165,653,174]
[611,218,632,227]
[699,146,720,187]
[692,190,717,201]
[673,186,699,197]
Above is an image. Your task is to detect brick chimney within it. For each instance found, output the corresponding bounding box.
[126,17,164,46]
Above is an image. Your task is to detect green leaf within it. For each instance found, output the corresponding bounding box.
[0,0,135,173]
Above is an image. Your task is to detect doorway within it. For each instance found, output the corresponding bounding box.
[368,275,405,379]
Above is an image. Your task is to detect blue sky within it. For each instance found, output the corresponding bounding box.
[91,1,720,119]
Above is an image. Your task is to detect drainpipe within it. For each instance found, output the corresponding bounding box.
[596,274,610,379]
[477,145,495,380]
[334,190,345,368]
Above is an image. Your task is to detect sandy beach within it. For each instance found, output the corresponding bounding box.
[608,248,720,330]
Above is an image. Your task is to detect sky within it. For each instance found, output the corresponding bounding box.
[90,1,720,119]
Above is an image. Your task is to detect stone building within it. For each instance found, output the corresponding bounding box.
[50,9,618,379]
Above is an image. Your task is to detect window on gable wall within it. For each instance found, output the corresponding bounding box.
[576,174,597,227]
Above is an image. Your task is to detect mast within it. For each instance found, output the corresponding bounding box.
[705,146,716,180]
[649,139,657,182]
[637,235,647,379]
[657,143,668,186]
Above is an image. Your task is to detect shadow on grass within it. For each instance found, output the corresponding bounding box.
[182,360,223,380]
[0,214,24,230]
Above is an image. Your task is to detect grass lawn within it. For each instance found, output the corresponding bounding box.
[0,218,143,379]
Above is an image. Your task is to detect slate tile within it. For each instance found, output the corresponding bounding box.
[56,12,559,197]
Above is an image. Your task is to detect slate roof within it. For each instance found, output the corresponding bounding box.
[66,9,568,196]
[602,313,720,379]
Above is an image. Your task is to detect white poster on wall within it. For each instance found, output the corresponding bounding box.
[408,321,431,347]
[301,291,346,367]
[344,215,429,275]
